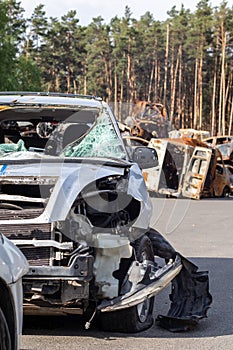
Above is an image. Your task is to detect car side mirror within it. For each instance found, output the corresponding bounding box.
[132,146,158,169]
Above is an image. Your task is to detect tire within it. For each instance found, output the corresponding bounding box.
[230,152,233,163]
[100,235,155,333]
[0,307,11,350]
[222,186,230,198]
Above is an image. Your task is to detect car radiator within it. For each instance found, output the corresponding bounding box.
[0,208,52,266]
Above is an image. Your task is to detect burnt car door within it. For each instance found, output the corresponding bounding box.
[143,139,167,193]
[182,147,212,199]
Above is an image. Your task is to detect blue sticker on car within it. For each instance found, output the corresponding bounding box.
[0,165,7,175]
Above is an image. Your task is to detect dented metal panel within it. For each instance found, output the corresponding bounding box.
[142,138,167,192]
[182,147,212,199]
[145,138,192,197]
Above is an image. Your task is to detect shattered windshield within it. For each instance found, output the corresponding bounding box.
[63,110,126,159]
[0,106,127,160]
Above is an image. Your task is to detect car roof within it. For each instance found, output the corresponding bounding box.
[0,92,103,109]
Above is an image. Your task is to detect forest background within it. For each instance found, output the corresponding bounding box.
[0,0,233,136]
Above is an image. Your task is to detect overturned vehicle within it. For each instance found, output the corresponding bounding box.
[0,92,212,332]
[143,137,231,199]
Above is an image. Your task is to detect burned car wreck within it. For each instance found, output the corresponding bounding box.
[143,137,231,199]
[0,92,211,332]
[124,100,171,140]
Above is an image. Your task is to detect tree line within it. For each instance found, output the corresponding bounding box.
[0,0,233,135]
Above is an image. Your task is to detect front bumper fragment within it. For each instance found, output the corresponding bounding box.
[97,255,182,312]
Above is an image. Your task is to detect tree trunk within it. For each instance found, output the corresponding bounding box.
[229,94,233,136]
[114,60,118,119]
[66,32,71,93]
[55,74,59,92]
[119,57,125,119]
[73,79,77,94]
[219,24,226,135]
[127,41,131,103]
[221,32,226,135]
[198,46,203,129]
[170,44,179,124]
[169,43,174,121]
[154,39,158,101]
[163,23,169,107]
[177,45,182,127]
[193,56,198,129]
[211,58,217,136]
[148,59,154,101]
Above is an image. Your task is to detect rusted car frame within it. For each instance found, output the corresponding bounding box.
[124,101,171,139]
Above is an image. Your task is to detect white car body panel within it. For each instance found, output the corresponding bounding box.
[0,234,29,349]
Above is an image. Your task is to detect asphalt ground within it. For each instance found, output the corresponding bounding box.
[21,197,233,350]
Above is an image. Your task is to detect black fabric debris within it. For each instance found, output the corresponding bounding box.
[157,255,212,332]
[146,228,176,260]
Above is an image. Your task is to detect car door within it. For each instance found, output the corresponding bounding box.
[182,147,212,199]
[143,139,167,192]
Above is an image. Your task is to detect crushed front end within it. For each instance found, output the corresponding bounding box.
[0,92,212,332]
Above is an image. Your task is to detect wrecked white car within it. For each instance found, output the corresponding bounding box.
[0,92,211,333]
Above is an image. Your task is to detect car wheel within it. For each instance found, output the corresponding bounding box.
[230,152,233,162]
[222,186,230,198]
[100,235,155,333]
[0,307,11,350]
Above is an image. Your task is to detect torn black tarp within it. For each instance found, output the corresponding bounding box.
[157,255,212,332]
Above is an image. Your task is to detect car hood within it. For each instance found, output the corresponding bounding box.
[0,156,152,231]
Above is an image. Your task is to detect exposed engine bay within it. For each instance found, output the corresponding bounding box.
[0,92,212,332]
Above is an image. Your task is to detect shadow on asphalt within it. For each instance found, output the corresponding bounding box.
[23,257,233,339]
